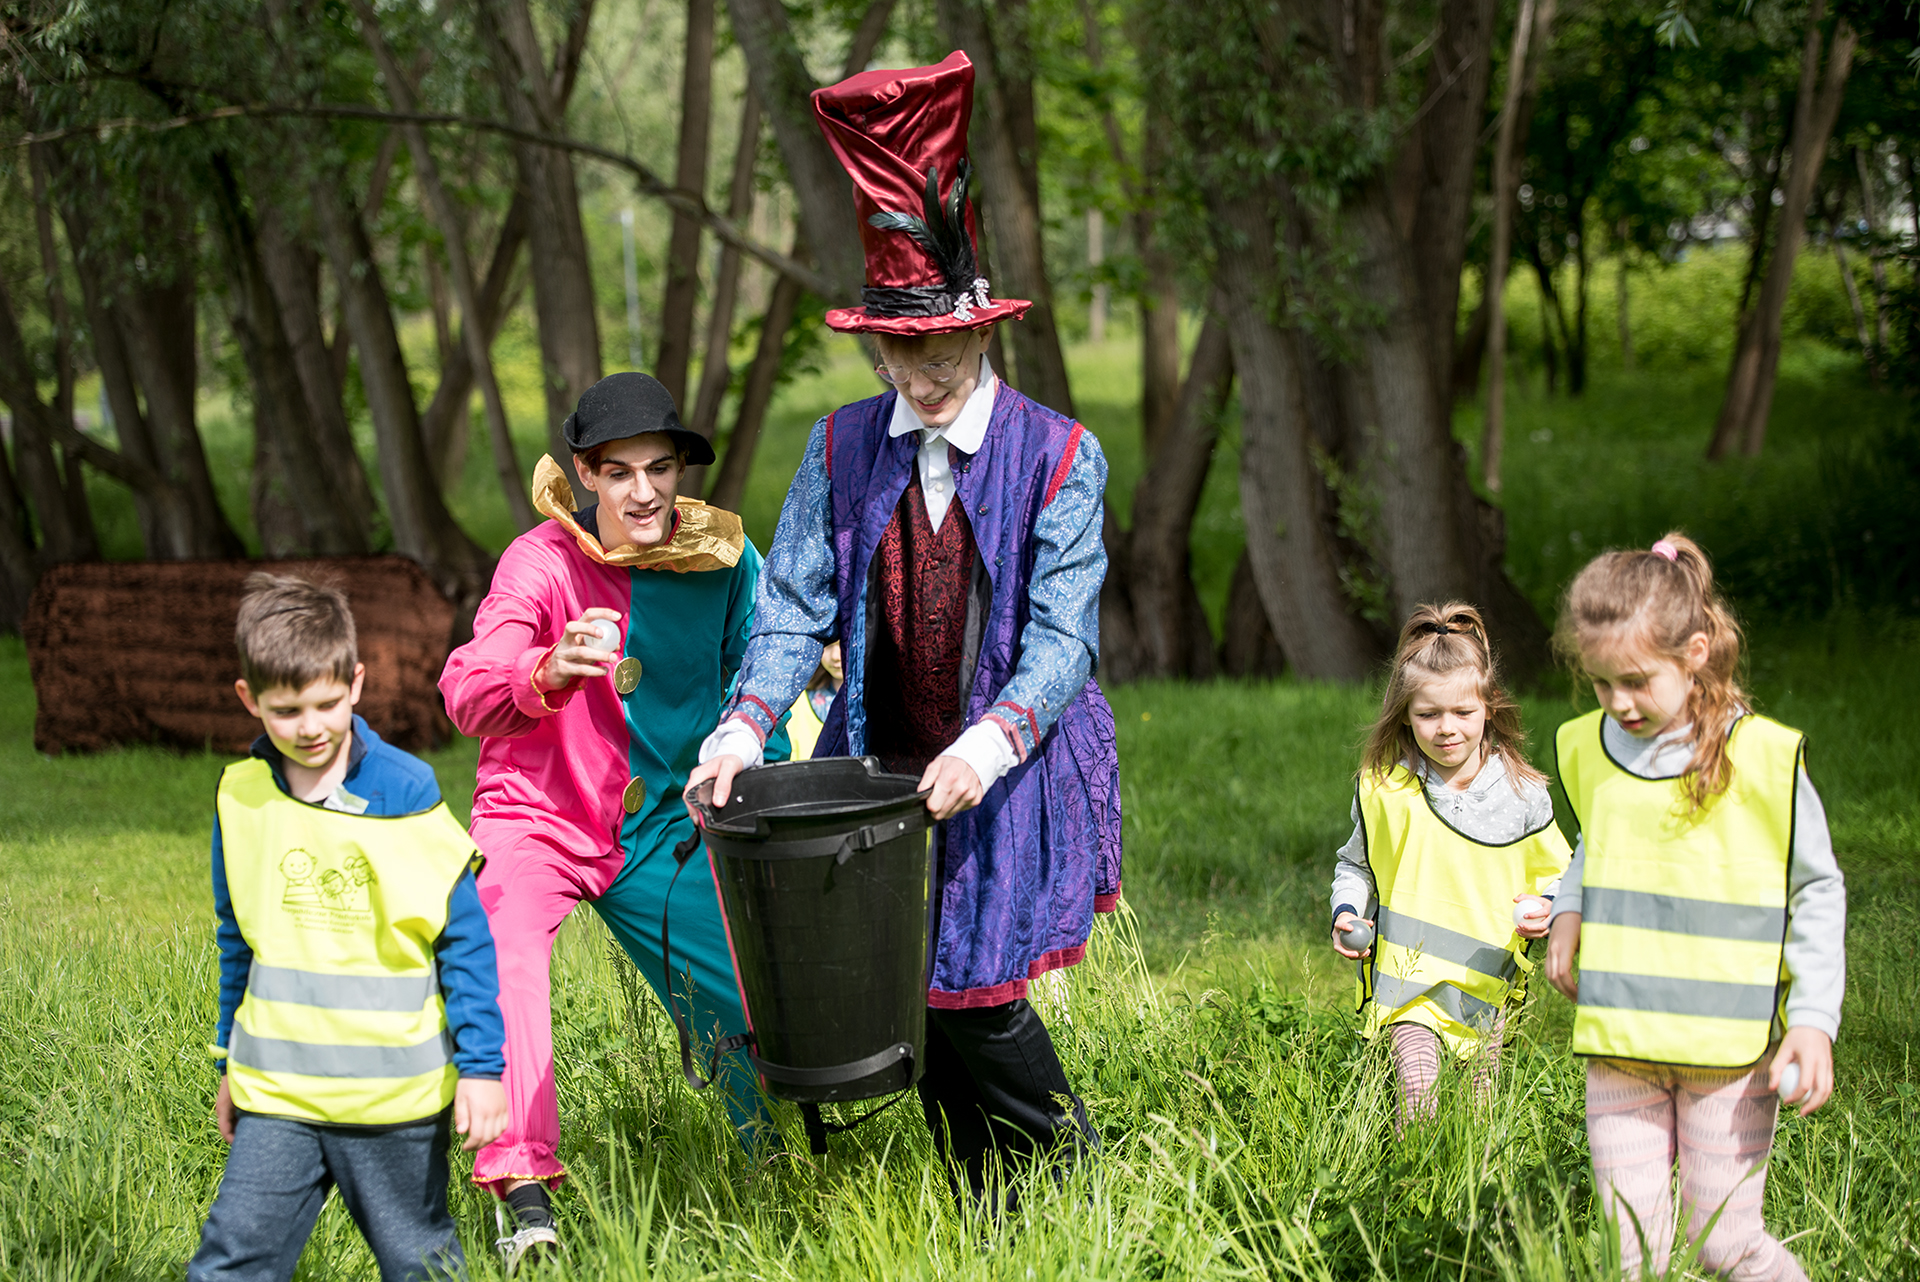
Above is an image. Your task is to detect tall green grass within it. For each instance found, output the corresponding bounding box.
[2,614,1915,1279]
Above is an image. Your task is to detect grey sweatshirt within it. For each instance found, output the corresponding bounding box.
[1330,754,1563,922]
[1547,715,1846,1040]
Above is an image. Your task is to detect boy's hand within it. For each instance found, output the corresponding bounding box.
[1770,1027,1835,1117]
[535,608,622,691]
[1331,911,1373,960]
[215,1074,237,1144]
[454,1078,510,1152]
[1512,893,1552,940]
[1545,912,1581,1002]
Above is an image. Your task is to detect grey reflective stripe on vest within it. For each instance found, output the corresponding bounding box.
[1579,970,1779,1022]
[1581,887,1786,944]
[1377,908,1518,982]
[230,1025,453,1079]
[248,963,439,1012]
[1370,973,1503,1031]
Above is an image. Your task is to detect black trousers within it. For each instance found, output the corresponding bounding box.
[916,999,1094,1210]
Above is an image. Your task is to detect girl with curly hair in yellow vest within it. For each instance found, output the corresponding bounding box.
[1545,534,1845,1282]
[1331,604,1570,1124]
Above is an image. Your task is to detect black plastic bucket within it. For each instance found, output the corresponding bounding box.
[688,757,933,1104]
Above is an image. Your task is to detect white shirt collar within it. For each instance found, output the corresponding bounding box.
[886,355,998,454]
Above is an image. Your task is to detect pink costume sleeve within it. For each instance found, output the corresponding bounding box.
[441,539,584,739]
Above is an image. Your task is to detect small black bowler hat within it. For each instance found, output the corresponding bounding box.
[562,372,716,466]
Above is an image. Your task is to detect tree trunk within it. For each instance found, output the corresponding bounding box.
[0,276,93,567]
[1853,146,1891,376]
[420,193,531,479]
[0,440,38,631]
[1348,176,1473,615]
[935,0,1076,418]
[1709,4,1857,460]
[310,176,495,611]
[724,0,866,302]
[207,155,369,557]
[1616,243,1633,371]
[656,0,717,408]
[1480,0,1541,493]
[477,0,604,460]
[354,0,538,531]
[1125,303,1232,679]
[1569,204,1589,394]
[330,126,401,395]
[1138,107,1183,456]
[689,2,892,497]
[1218,549,1286,678]
[24,144,97,562]
[1211,194,1378,680]
[706,238,806,513]
[52,156,240,559]
[254,204,380,545]
[686,89,763,500]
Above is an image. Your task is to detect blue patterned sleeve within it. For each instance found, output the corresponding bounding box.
[727,419,840,739]
[983,430,1107,757]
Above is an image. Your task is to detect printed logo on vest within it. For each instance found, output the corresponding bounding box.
[280,847,377,927]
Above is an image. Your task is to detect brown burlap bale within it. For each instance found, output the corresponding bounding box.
[24,556,458,756]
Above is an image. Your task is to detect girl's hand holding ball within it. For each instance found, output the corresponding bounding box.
[1331,912,1374,959]
[1512,894,1551,939]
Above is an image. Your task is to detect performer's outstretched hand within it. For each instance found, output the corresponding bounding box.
[535,607,622,691]
[921,755,983,820]
[686,752,744,814]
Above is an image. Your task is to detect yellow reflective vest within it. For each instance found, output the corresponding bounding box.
[1358,766,1570,1055]
[217,759,483,1126]
[1559,710,1801,1068]
[786,689,826,760]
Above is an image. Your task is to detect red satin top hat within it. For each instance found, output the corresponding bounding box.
[812,51,1032,335]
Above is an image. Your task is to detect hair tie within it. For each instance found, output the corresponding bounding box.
[1651,540,1678,562]
[1423,621,1452,636]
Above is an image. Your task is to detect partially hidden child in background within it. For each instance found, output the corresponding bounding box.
[193,575,507,1282]
[1546,534,1844,1282]
[784,640,844,760]
[1331,603,1570,1123]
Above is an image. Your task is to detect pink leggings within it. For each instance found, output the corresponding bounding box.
[1586,1055,1808,1281]
[1387,1020,1503,1125]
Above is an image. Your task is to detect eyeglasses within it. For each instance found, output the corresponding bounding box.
[874,357,968,386]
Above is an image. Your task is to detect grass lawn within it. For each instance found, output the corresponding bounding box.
[3,606,1916,1278]
[6,250,1919,1276]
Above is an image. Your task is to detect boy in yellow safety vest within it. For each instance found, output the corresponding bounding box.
[191,575,509,1282]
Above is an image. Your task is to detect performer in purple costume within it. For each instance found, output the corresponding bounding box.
[689,51,1121,1209]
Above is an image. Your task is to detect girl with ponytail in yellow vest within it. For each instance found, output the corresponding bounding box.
[1331,604,1569,1124]
[1545,534,1845,1282]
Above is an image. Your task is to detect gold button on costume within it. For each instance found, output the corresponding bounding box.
[614,657,642,694]
[622,778,646,814]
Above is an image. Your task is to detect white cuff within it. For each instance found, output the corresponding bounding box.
[699,716,766,770]
[938,720,1020,793]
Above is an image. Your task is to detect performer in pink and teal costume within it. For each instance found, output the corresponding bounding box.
[440,373,785,1262]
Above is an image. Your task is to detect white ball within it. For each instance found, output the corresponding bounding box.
[1777,1061,1801,1101]
[1513,896,1548,926]
[586,619,620,652]
[1340,922,1374,951]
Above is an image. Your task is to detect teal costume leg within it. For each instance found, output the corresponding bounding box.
[589,825,770,1141]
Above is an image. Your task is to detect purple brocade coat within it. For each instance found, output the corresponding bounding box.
[727,382,1122,1007]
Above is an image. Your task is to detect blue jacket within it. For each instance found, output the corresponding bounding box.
[211,716,505,1079]
[726,385,1123,1006]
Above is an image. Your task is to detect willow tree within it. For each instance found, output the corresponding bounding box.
[1152,0,1548,678]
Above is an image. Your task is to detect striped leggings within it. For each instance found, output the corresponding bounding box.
[1587,1055,1808,1281]
[1387,1019,1504,1124]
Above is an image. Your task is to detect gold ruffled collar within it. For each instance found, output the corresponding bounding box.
[531,454,743,572]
